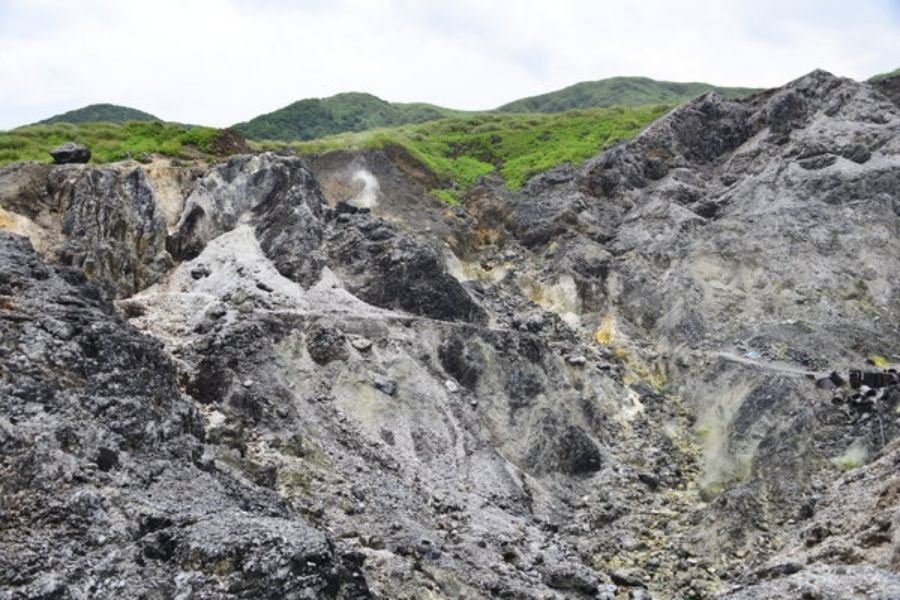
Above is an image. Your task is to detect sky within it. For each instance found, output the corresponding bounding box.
[1,0,899,130]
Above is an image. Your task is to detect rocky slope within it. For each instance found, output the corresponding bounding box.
[1,70,899,599]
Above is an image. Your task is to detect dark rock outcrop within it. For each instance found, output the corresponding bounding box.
[0,161,174,297]
[324,209,487,323]
[0,231,371,599]
[50,142,91,164]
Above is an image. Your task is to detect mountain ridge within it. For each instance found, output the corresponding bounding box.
[34,103,160,126]
[230,91,471,142]
[495,75,762,113]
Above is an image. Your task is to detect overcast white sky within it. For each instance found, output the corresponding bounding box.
[1,0,899,130]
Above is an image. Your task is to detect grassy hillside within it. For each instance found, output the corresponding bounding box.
[257,103,672,202]
[35,103,160,125]
[497,77,760,113]
[0,121,238,165]
[869,68,900,82]
[233,92,469,141]
[0,103,672,205]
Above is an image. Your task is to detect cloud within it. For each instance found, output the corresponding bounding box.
[0,0,898,130]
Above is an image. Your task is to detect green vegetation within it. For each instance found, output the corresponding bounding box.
[256,104,672,201]
[233,92,470,141]
[35,103,160,126]
[233,80,754,142]
[1,101,672,204]
[497,76,760,113]
[869,68,900,82]
[0,121,232,165]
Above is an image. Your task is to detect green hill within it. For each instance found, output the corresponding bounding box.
[496,77,761,113]
[233,92,469,141]
[869,68,900,82]
[255,103,672,202]
[35,103,160,126]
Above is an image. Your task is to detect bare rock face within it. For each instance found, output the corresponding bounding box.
[323,208,487,323]
[488,69,900,595]
[50,142,91,164]
[167,153,326,287]
[0,232,370,599]
[0,162,174,297]
[2,70,900,599]
[168,152,485,323]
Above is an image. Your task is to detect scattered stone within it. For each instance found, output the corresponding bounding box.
[611,571,645,588]
[191,264,212,279]
[351,337,373,351]
[206,304,227,319]
[307,323,348,364]
[50,142,91,164]
[373,376,397,396]
[444,379,460,393]
[596,584,618,600]
[361,535,384,550]
[567,355,587,366]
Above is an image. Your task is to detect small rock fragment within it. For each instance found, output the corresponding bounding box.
[373,376,397,396]
[351,337,373,352]
[191,264,212,280]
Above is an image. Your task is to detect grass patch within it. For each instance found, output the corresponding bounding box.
[0,121,233,166]
[254,104,672,202]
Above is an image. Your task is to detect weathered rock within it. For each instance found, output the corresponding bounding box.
[50,142,91,164]
[0,162,174,297]
[0,232,370,599]
[373,375,397,396]
[168,153,326,287]
[325,210,487,323]
[3,69,900,600]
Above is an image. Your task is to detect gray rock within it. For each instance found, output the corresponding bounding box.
[0,162,173,297]
[0,232,370,598]
[351,337,373,351]
[373,376,397,396]
[306,322,348,364]
[50,142,91,164]
[190,264,211,279]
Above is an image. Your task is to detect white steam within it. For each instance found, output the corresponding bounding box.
[348,169,380,208]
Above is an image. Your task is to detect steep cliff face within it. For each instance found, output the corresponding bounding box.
[0,159,199,298]
[1,70,899,600]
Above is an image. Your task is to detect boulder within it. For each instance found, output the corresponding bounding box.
[50,142,91,164]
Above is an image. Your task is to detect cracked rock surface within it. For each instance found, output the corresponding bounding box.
[2,70,900,599]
